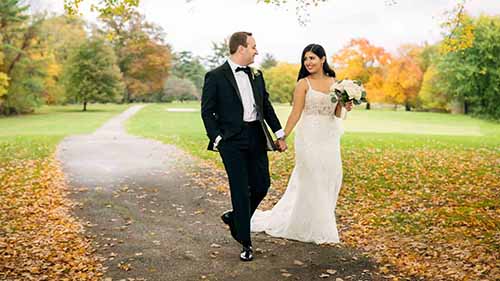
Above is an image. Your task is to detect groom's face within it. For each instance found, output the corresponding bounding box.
[241,36,258,65]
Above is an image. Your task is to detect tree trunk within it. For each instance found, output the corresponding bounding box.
[365,102,371,110]
[405,103,411,111]
[7,22,39,76]
[83,101,87,111]
[464,100,469,115]
[7,34,31,76]
[122,85,131,103]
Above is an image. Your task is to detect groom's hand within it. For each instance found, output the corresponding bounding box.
[276,139,287,152]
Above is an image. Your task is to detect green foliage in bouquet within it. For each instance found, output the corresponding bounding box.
[330,79,367,105]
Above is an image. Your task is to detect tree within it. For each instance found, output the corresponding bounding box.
[0,39,8,101]
[364,72,385,104]
[260,53,278,69]
[0,0,29,31]
[436,15,500,119]
[120,37,171,102]
[0,0,26,107]
[0,73,7,100]
[263,63,300,104]
[39,15,87,104]
[64,0,140,19]
[100,10,171,102]
[162,76,199,102]
[382,52,423,111]
[333,38,391,109]
[415,43,449,111]
[0,1,48,115]
[65,37,123,111]
[440,0,475,54]
[418,65,449,111]
[205,39,229,70]
[418,43,439,74]
[171,51,206,91]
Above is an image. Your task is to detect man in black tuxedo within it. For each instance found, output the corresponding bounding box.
[201,31,287,261]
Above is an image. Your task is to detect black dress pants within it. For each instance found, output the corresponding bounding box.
[218,121,270,244]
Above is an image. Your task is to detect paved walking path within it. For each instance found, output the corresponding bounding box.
[56,105,381,281]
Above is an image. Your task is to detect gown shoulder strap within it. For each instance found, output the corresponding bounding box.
[305,77,311,90]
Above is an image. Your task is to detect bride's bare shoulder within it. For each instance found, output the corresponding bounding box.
[296,78,308,90]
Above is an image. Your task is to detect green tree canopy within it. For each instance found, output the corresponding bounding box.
[171,51,206,91]
[263,63,300,104]
[260,53,278,69]
[100,10,171,102]
[436,15,500,119]
[0,1,47,115]
[65,37,124,111]
[205,39,229,70]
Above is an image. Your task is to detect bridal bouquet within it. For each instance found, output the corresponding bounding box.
[330,79,367,105]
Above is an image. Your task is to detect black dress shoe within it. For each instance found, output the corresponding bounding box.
[240,245,253,261]
[221,210,232,225]
[221,211,240,243]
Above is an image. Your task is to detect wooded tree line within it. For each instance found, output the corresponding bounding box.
[0,0,204,113]
[1,1,498,119]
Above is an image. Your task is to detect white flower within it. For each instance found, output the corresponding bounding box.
[335,80,364,101]
[250,67,261,80]
[331,82,344,93]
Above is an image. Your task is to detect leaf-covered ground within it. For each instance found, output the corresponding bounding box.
[268,146,499,280]
[0,104,128,280]
[128,103,500,280]
[0,157,105,280]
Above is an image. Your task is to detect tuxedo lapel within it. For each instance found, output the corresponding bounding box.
[221,62,243,103]
[248,74,263,120]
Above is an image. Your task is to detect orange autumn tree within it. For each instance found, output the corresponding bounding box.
[382,45,423,111]
[100,10,172,102]
[121,38,171,101]
[333,38,391,109]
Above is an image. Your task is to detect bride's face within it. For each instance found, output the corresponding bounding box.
[303,51,325,74]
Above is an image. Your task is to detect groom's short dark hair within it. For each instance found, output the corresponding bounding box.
[229,31,253,55]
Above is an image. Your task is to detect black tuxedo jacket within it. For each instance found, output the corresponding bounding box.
[201,61,282,151]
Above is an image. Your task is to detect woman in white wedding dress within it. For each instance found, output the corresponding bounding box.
[251,44,353,244]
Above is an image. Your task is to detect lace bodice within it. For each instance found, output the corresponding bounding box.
[302,78,339,116]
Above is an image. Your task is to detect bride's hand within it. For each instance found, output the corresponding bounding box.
[275,139,287,152]
[344,101,354,111]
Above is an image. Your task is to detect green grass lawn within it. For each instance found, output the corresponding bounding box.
[0,104,130,161]
[128,102,500,280]
[128,101,500,152]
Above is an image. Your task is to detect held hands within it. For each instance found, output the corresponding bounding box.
[275,138,287,152]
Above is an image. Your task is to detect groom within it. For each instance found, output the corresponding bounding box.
[201,31,287,261]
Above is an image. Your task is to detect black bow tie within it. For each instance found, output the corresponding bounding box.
[235,66,251,75]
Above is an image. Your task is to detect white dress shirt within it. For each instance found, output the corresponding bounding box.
[214,59,284,150]
[227,58,258,122]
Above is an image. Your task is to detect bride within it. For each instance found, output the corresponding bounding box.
[251,43,353,244]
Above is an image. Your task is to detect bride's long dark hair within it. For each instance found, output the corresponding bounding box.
[297,44,336,81]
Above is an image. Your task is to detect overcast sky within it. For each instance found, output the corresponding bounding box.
[32,0,500,65]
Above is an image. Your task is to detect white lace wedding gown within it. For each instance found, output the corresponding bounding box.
[251,78,345,244]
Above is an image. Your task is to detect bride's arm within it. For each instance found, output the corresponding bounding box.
[284,79,308,138]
